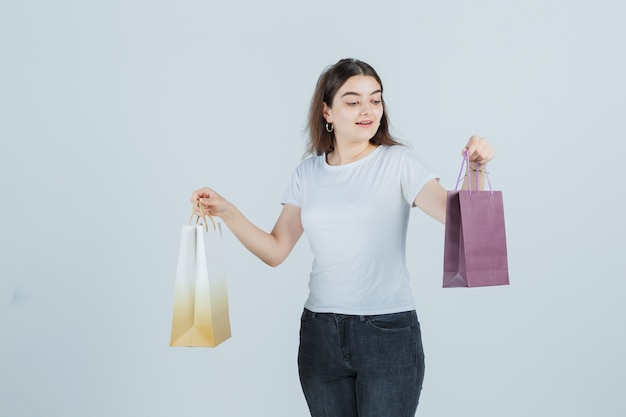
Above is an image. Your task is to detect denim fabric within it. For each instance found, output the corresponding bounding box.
[298,309,425,417]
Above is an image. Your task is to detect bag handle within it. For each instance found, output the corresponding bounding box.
[454,150,493,196]
[189,201,216,232]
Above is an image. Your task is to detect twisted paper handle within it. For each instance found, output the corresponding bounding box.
[189,200,216,232]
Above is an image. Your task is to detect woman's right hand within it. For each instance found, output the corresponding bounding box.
[190,187,233,219]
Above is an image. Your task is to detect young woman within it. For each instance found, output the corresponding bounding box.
[191,58,495,417]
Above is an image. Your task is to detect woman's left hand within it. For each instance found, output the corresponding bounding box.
[462,135,495,166]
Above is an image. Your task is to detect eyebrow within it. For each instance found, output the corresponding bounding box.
[340,89,382,98]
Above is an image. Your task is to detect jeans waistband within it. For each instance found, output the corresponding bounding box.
[304,308,415,322]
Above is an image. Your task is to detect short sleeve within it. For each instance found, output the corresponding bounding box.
[280,164,303,207]
[399,148,439,206]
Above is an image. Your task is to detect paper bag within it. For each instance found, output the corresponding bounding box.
[170,219,231,347]
[443,156,509,288]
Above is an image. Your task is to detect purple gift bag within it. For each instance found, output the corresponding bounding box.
[443,154,509,288]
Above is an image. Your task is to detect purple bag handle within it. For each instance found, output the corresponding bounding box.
[455,150,493,196]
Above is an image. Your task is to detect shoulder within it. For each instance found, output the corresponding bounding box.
[291,154,323,177]
[378,144,413,161]
[297,154,322,168]
[378,145,434,179]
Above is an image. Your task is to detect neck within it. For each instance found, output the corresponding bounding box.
[327,142,376,165]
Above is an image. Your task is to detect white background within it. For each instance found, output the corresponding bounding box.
[1,1,625,416]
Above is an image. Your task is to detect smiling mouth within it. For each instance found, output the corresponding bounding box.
[357,121,373,126]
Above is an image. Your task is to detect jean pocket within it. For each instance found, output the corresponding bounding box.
[300,308,312,324]
[365,311,416,332]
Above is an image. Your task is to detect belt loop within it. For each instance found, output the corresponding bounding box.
[359,315,366,322]
[312,312,317,318]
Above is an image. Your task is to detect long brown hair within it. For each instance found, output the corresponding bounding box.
[306,58,400,156]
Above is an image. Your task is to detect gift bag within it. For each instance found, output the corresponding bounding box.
[443,154,509,288]
[170,208,231,347]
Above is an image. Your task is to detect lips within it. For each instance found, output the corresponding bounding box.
[356,121,373,126]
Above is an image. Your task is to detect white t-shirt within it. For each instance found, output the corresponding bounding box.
[281,144,438,315]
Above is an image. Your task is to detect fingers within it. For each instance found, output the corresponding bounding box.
[190,188,213,218]
[462,135,495,165]
[190,187,227,218]
[190,187,213,204]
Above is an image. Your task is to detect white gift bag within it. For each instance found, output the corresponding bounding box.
[169,212,231,348]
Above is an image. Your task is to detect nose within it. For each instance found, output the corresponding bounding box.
[360,101,371,115]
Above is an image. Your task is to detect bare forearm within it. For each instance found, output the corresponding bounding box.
[220,207,284,267]
[191,187,302,267]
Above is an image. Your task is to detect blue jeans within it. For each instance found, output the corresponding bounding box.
[298,309,425,417]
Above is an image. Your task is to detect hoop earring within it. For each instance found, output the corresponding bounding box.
[325,122,334,133]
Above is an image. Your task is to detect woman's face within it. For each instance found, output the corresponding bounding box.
[323,75,383,146]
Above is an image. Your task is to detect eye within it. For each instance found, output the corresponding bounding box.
[347,101,359,107]
[372,99,382,105]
